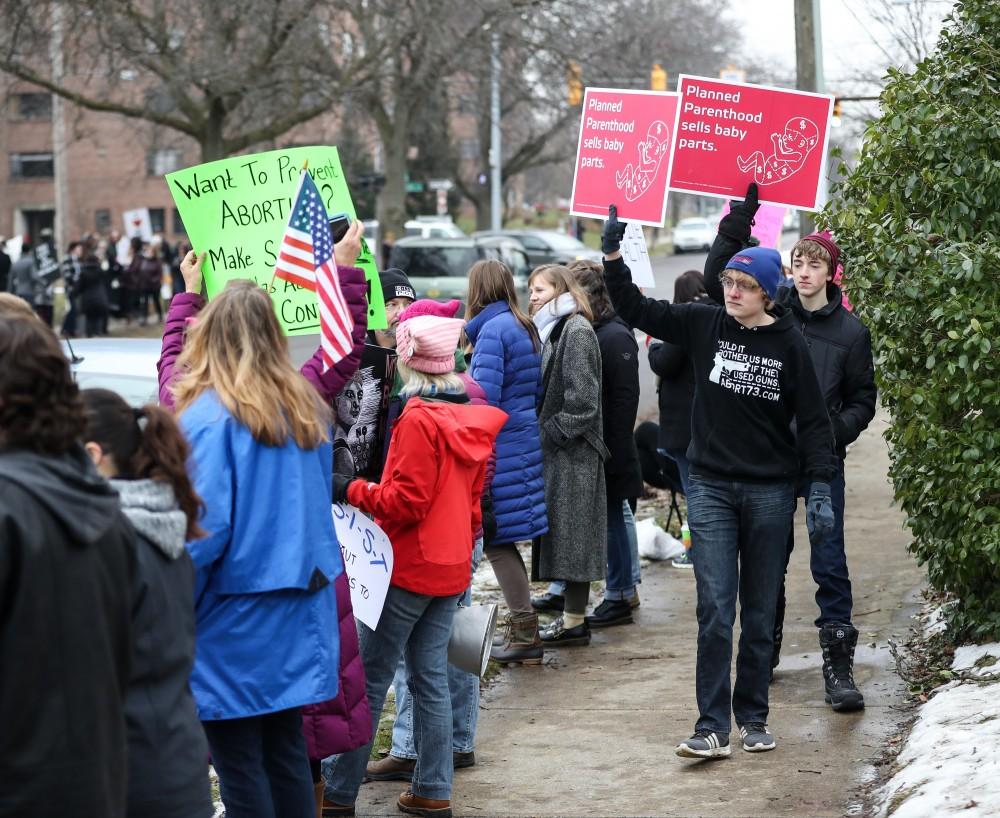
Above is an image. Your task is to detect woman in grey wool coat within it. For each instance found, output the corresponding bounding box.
[528,263,609,647]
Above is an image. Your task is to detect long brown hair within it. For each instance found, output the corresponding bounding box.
[81,389,205,540]
[466,259,539,349]
[171,279,331,448]
[567,260,614,322]
[528,264,595,323]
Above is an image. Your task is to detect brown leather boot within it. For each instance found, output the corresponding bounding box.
[397,789,452,817]
[365,754,415,781]
[489,611,543,665]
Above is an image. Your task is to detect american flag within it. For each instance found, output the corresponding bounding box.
[273,170,354,371]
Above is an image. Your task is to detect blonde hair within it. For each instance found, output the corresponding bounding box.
[528,264,595,323]
[172,280,331,448]
[397,360,466,399]
[0,293,39,321]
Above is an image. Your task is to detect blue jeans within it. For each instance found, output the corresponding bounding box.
[686,475,795,734]
[778,468,852,628]
[392,540,483,757]
[203,707,314,818]
[663,449,691,495]
[625,499,641,587]
[324,586,460,803]
[549,501,640,601]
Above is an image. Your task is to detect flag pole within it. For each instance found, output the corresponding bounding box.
[270,161,311,289]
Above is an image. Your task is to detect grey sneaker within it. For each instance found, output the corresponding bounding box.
[675,729,731,759]
[671,550,694,568]
[739,722,776,752]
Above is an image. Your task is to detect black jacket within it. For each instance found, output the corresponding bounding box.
[594,315,643,500]
[605,255,837,484]
[79,258,110,313]
[777,284,876,458]
[0,447,137,818]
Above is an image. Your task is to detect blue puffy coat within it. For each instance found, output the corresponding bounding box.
[180,391,341,721]
[466,301,548,543]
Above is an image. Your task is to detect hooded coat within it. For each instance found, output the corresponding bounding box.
[0,447,137,818]
[347,397,507,596]
[113,478,214,818]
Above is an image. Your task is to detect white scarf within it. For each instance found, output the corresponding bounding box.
[532,292,579,344]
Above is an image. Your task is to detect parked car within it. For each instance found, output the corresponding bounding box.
[472,229,603,268]
[388,236,531,307]
[403,217,466,239]
[671,217,716,253]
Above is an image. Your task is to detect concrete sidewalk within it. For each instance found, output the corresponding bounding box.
[357,412,924,817]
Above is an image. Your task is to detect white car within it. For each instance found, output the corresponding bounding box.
[403,217,466,239]
[671,217,715,253]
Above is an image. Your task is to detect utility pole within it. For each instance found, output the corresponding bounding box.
[489,32,502,231]
[794,0,825,236]
[50,2,69,253]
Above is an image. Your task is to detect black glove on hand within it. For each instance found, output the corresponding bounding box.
[602,204,628,255]
[333,473,355,504]
[717,182,760,243]
[806,482,835,544]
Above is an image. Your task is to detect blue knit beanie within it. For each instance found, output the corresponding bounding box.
[724,246,783,299]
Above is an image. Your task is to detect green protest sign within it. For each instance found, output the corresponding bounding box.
[165,145,386,334]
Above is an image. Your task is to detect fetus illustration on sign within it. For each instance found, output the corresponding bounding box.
[615,120,670,201]
[737,116,819,186]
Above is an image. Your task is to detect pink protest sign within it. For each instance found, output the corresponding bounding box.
[669,75,834,212]
[720,201,787,249]
[570,88,680,226]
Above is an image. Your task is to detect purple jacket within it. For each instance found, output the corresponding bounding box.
[156,264,373,757]
[157,264,370,409]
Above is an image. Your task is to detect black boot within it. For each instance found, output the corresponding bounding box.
[819,623,865,712]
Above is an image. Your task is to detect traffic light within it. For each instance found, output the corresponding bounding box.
[567,60,583,106]
[651,63,667,92]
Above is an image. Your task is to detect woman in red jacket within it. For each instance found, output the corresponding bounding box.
[325,314,506,818]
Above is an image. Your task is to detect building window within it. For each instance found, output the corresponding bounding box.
[14,93,52,119]
[9,152,54,178]
[146,149,183,176]
[95,209,111,233]
[172,208,186,235]
[149,208,166,234]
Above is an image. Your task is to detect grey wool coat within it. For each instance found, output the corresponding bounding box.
[532,312,609,583]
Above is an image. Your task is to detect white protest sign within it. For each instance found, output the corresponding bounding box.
[620,221,655,287]
[122,208,153,241]
[331,503,394,629]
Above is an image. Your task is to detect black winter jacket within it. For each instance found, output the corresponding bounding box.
[0,447,137,818]
[594,315,643,500]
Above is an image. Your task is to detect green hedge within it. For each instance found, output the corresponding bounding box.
[825,0,1000,639]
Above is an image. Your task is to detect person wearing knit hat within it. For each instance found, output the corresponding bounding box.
[601,193,838,760]
[327,312,506,818]
[766,228,876,713]
[370,268,416,349]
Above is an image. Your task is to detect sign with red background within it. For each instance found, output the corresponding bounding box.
[668,75,834,211]
[570,88,679,226]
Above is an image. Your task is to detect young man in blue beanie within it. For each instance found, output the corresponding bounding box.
[602,195,837,759]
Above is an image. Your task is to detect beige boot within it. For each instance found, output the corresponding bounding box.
[490,611,543,665]
[314,778,326,818]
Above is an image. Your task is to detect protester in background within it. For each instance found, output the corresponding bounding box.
[324,314,506,818]
[138,241,164,325]
[365,298,496,784]
[0,317,137,818]
[79,238,111,338]
[603,194,837,759]
[61,241,84,337]
[568,261,643,627]
[464,259,549,665]
[647,270,714,568]
[81,389,214,818]
[0,236,10,292]
[120,236,144,325]
[172,281,344,818]
[33,228,60,327]
[7,236,38,306]
[529,264,607,648]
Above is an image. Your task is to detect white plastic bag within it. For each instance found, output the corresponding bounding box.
[636,517,685,561]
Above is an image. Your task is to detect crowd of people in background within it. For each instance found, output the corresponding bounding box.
[0,229,191,337]
[0,182,876,817]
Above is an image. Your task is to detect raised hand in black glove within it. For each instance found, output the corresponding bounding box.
[717,182,760,243]
[601,204,628,255]
[333,473,355,504]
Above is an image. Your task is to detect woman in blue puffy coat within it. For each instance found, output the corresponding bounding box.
[465,259,549,664]
[171,280,342,818]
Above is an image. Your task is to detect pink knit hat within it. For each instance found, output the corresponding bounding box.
[398,299,462,323]
[396,315,464,375]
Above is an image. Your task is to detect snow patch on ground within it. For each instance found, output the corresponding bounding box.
[873,641,1000,818]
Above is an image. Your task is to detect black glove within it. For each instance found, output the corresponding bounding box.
[602,204,628,255]
[717,182,760,243]
[806,482,835,545]
[333,473,355,504]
